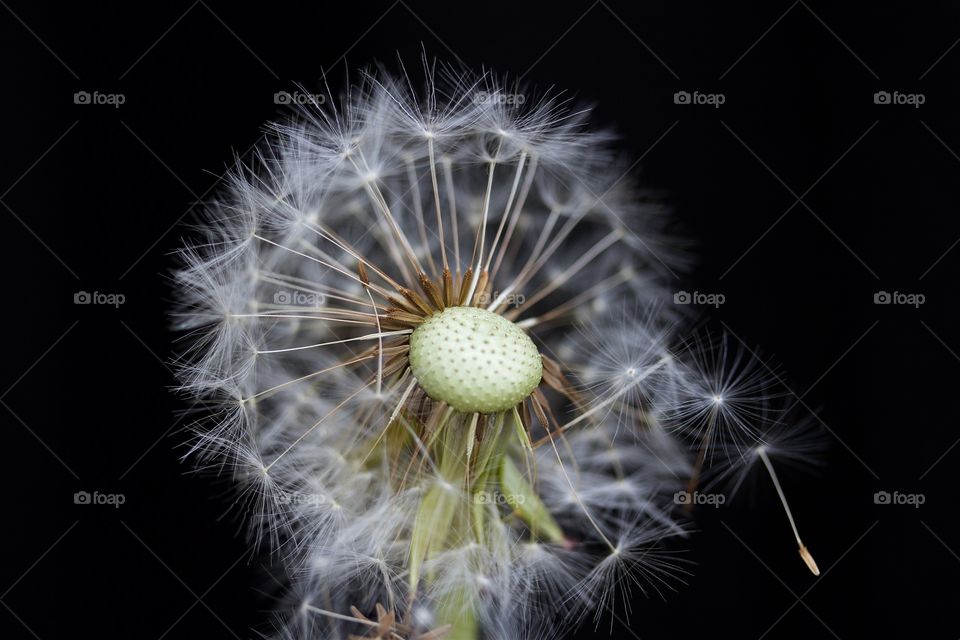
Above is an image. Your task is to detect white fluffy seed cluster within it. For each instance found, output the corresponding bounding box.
[172,61,820,640]
[409,307,542,413]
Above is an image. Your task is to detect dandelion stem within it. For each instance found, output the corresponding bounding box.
[303,605,379,627]
[367,287,386,396]
[255,329,410,354]
[491,154,538,279]
[498,209,588,308]
[265,381,373,471]
[507,228,621,317]
[427,137,448,272]
[243,355,375,402]
[360,375,418,466]
[357,165,424,277]
[533,354,672,445]
[465,146,501,303]
[485,150,527,273]
[253,234,384,296]
[514,268,632,327]
[405,155,437,277]
[543,426,614,551]
[300,222,407,293]
[441,156,461,271]
[684,409,717,508]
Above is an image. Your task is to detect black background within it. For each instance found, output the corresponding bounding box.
[2,1,957,638]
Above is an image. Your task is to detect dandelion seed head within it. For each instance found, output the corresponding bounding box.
[173,58,821,639]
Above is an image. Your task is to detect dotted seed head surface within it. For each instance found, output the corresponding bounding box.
[408,306,543,414]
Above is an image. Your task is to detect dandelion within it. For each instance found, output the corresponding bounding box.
[174,60,822,640]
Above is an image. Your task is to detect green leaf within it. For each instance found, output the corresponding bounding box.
[499,456,565,544]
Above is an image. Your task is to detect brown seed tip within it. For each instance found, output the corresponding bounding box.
[357,261,370,285]
[799,544,820,576]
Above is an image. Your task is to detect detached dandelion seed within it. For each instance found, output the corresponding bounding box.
[173,59,827,640]
[757,446,820,576]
